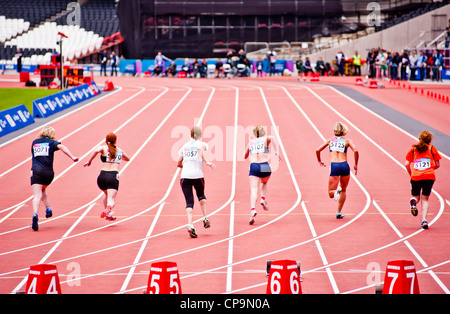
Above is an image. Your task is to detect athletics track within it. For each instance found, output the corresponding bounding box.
[0,74,449,294]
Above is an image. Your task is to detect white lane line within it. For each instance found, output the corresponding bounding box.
[0,87,168,233]
[0,86,144,214]
[324,85,450,161]
[119,86,218,292]
[8,87,192,293]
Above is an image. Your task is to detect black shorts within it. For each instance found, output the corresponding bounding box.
[180,178,206,209]
[411,179,434,197]
[97,171,119,191]
[30,167,54,186]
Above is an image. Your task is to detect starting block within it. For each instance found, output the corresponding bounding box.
[25,264,62,294]
[177,71,187,78]
[355,78,363,86]
[145,261,182,294]
[266,260,302,294]
[369,80,378,89]
[48,81,59,89]
[103,80,114,91]
[382,260,420,294]
[310,73,320,82]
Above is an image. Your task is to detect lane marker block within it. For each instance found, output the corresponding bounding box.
[25,264,62,294]
[145,261,182,294]
[104,80,114,91]
[266,260,302,294]
[310,73,320,82]
[369,80,378,89]
[382,260,420,294]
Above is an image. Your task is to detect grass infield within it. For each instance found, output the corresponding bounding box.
[0,88,60,113]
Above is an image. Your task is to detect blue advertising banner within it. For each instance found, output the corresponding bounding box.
[0,104,35,137]
[32,82,101,118]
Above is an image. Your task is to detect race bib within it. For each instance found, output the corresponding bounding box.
[33,143,50,157]
[249,138,267,155]
[330,138,346,152]
[183,146,199,161]
[414,158,431,171]
[106,151,123,164]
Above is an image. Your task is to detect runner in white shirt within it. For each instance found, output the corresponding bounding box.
[177,126,215,238]
[244,126,281,225]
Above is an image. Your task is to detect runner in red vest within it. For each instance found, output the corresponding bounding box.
[405,131,441,229]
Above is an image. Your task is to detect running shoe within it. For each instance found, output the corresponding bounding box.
[101,206,111,218]
[45,207,53,218]
[334,187,342,201]
[260,199,269,211]
[187,226,198,238]
[203,217,211,228]
[32,214,39,231]
[249,210,257,225]
[421,220,428,230]
[336,212,345,219]
[105,211,116,221]
[410,198,418,217]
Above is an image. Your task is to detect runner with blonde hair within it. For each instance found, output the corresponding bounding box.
[177,126,215,238]
[244,125,281,225]
[30,126,78,231]
[316,122,358,219]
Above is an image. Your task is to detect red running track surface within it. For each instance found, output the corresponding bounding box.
[0,76,449,294]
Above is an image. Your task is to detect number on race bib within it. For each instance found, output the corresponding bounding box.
[33,143,50,157]
[413,158,431,171]
[249,139,267,155]
[183,147,198,160]
[329,138,346,152]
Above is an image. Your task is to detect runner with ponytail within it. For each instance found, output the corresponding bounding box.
[405,131,441,229]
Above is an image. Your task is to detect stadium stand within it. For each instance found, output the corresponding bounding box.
[0,0,121,68]
[375,0,449,32]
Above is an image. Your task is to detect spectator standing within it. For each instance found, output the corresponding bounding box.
[100,50,108,76]
[400,50,409,80]
[15,48,23,73]
[110,51,118,76]
[378,49,388,79]
[390,52,401,81]
[255,57,263,77]
[446,19,450,48]
[409,51,417,80]
[431,50,443,82]
[416,51,426,81]
[295,56,305,78]
[155,51,168,75]
[335,49,345,76]
[268,50,277,76]
[367,48,377,79]
[352,51,361,76]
